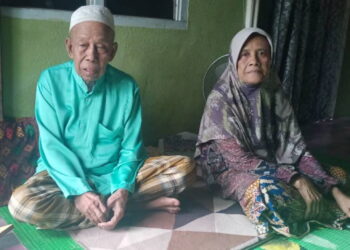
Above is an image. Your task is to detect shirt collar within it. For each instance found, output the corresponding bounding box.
[71,61,107,95]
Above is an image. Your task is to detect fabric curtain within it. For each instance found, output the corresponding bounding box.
[271,0,350,124]
[0,43,3,121]
[0,16,3,121]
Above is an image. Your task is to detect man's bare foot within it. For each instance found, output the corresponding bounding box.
[144,197,181,214]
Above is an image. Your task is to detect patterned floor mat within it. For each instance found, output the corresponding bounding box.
[253,227,350,250]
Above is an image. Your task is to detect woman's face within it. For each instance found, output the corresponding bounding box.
[237,35,271,85]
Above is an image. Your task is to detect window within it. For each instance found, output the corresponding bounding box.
[244,0,260,28]
[0,0,85,11]
[0,0,188,29]
[106,0,173,20]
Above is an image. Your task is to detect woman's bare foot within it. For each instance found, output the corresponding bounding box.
[144,197,181,214]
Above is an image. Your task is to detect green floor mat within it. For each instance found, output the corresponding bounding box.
[0,206,83,250]
[254,228,350,250]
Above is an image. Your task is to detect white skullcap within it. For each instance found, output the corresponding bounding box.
[69,5,114,31]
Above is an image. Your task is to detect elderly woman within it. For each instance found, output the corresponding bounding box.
[195,27,350,237]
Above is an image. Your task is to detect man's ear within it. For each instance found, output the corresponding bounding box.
[109,42,118,61]
[65,37,74,59]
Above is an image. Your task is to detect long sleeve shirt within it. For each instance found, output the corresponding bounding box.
[196,138,338,201]
[35,61,146,198]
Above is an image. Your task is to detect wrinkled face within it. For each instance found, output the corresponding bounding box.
[237,35,271,85]
[65,21,117,83]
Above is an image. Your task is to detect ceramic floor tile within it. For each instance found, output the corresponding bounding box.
[213,196,236,212]
[119,231,172,250]
[118,227,171,249]
[216,202,245,214]
[122,210,176,229]
[174,200,212,229]
[175,214,216,233]
[214,213,258,236]
[168,231,257,250]
[71,226,128,249]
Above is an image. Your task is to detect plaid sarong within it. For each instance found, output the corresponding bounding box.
[8,155,196,230]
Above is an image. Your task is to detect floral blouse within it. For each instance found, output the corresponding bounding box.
[196,138,339,202]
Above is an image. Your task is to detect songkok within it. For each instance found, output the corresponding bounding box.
[69,5,114,31]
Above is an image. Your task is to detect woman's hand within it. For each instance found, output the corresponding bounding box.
[292,176,323,219]
[332,187,350,217]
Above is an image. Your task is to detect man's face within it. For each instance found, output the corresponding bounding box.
[237,35,271,85]
[65,21,117,83]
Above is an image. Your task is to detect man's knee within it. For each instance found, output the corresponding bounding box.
[8,185,33,222]
[8,184,77,229]
[8,175,55,225]
[178,155,196,174]
[172,155,197,189]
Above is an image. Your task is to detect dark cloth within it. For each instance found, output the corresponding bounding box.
[0,117,39,206]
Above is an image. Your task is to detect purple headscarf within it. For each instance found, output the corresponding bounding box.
[195,28,306,166]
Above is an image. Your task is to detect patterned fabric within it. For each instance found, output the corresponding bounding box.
[329,166,348,185]
[0,117,39,206]
[271,0,350,123]
[196,140,261,201]
[8,155,196,230]
[196,139,339,202]
[194,29,344,238]
[195,28,307,170]
[241,176,346,238]
[133,155,196,201]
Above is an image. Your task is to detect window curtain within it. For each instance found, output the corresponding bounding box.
[271,0,350,124]
[0,31,3,121]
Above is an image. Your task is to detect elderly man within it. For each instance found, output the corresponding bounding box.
[9,5,195,230]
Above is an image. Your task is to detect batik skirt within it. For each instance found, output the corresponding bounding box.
[241,175,347,238]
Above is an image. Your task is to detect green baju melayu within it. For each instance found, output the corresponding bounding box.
[35,61,146,198]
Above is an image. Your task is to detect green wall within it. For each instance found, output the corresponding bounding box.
[335,20,350,117]
[1,0,244,144]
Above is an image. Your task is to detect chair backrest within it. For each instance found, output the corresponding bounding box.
[202,54,228,100]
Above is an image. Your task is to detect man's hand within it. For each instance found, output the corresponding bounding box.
[98,189,129,230]
[332,187,350,217]
[74,192,107,225]
[293,176,323,220]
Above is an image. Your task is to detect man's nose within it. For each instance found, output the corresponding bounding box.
[86,45,97,61]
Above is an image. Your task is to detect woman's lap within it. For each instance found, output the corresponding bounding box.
[241,175,345,237]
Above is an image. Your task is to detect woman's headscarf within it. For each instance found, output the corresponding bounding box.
[195,27,306,166]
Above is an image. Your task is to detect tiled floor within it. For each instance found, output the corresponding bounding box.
[71,182,259,250]
[0,219,25,250]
